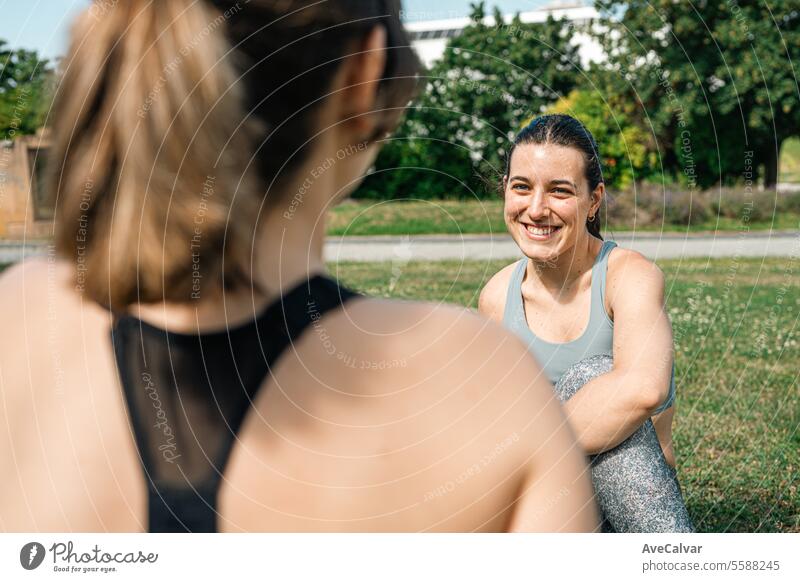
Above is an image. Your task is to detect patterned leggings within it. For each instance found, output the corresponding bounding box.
[554,354,695,533]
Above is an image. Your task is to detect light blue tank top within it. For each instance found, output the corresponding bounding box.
[502,240,675,414]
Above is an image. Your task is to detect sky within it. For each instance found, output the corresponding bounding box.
[0,0,566,61]
[0,0,86,61]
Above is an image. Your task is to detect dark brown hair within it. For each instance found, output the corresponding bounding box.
[49,0,421,309]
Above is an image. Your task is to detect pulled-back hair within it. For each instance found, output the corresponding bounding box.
[505,114,604,240]
[49,0,420,309]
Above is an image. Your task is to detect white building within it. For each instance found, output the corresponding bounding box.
[405,1,603,68]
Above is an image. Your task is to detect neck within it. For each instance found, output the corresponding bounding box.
[251,205,328,296]
[133,164,334,332]
[527,235,602,293]
[249,148,343,296]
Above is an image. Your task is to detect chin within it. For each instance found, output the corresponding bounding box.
[519,243,561,262]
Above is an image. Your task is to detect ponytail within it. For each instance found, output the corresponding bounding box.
[49,0,420,309]
[49,0,260,309]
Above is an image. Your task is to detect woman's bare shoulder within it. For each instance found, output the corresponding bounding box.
[478,260,521,321]
[0,257,106,348]
[309,294,545,401]
[0,257,53,321]
[606,246,666,308]
[338,295,523,354]
[0,256,85,310]
[0,255,49,290]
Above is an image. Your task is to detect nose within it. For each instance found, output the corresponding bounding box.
[527,189,549,220]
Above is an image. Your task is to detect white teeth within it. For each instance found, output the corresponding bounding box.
[526,225,557,236]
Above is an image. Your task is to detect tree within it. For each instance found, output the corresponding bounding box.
[358,2,581,199]
[0,41,52,140]
[594,0,800,189]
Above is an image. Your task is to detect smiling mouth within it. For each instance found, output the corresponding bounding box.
[521,223,562,239]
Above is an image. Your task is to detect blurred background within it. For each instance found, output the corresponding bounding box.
[3,0,800,238]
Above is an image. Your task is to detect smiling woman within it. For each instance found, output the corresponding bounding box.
[502,114,604,255]
[480,114,694,533]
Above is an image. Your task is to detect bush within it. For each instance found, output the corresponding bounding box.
[711,188,773,223]
[603,183,800,229]
[780,191,800,213]
[664,190,712,226]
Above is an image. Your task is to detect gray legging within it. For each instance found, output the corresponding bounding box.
[554,354,694,533]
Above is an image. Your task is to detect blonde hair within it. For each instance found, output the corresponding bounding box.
[49,0,420,309]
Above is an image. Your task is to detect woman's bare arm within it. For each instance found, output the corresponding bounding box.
[562,251,674,455]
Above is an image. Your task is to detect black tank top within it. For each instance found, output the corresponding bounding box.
[109,275,359,532]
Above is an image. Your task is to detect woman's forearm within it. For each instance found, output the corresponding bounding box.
[562,371,662,455]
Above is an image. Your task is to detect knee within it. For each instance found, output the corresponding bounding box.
[554,354,613,401]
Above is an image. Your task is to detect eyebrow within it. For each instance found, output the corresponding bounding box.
[508,176,578,190]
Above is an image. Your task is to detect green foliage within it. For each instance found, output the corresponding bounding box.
[594,0,800,188]
[358,0,800,199]
[547,89,654,188]
[0,40,53,139]
[358,2,580,199]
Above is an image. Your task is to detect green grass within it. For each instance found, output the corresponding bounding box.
[1,256,796,532]
[334,257,800,533]
[328,200,508,236]
[329,199,800,236]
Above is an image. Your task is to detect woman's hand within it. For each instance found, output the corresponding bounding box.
[562,249,674,455]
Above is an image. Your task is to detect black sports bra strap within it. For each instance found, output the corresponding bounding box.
[110,275,359,532]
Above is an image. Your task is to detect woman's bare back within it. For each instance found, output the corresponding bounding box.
[0,258,597,532]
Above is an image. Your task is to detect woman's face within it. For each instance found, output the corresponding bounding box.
[504,142,600,262]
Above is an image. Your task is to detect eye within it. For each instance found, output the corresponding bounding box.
[512,182,530,191]
[552,187,572,195]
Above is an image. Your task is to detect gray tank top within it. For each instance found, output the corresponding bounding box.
[502,240,675,414]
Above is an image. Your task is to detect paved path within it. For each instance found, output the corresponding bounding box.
[324,231,800,262]
[3,231,799,265]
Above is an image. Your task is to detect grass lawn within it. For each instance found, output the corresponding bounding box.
[329,199,800,236]
[334,257,800,533]
[1,257,796,532]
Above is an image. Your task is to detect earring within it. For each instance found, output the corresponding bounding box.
[588,214,596,223]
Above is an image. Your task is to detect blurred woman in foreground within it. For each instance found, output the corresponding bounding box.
[0,1,596,532]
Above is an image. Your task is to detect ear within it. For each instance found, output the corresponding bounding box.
[590,182,605,218]
[340,26,387,137]
[502,175,509,194]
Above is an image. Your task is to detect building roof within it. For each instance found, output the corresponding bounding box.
[406,2,602,67]
[405,2,598,39]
